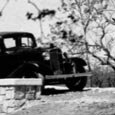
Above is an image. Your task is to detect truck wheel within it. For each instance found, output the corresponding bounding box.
[65,66,87,91]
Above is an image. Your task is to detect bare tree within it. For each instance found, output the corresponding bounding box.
[49,0,115,71]
[26,0,56,43]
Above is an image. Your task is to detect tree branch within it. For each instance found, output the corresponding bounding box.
[0,0,10,16]
[28,0,41,12]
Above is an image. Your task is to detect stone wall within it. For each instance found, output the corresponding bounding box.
[0,78,42,114]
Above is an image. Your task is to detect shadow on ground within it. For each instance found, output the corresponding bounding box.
[42,86,91,95]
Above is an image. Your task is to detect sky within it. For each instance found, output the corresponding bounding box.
[0,0,61,38]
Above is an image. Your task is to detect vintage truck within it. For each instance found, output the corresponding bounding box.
[0,32,91,93]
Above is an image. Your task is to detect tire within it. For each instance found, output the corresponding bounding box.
[65,63,87,91]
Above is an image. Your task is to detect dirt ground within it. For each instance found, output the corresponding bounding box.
[9,86,115,115]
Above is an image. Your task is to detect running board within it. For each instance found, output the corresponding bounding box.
[45,72,92,80]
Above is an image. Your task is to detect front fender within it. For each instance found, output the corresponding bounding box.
[71,57,87,66]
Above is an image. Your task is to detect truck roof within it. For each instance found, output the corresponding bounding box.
[0,32,34,38]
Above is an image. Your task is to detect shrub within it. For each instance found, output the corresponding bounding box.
[89,66,115,87]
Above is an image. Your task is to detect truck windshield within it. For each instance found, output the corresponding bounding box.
[21,37,33,47]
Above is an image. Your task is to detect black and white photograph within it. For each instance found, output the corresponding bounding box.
[0,0,115,115]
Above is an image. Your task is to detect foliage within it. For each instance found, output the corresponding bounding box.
[49,0,115,71]
[26,9,55,21]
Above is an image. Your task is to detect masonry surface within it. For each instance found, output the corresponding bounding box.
[0,79,42,114]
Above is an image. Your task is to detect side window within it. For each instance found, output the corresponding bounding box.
[4,38,16,48]
[21,37,33,47]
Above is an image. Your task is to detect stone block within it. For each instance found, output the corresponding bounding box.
[26,86,36,92]
[35,86,42,99]
[0,113,6,115]
[3,100,16,108]
[0,87,6,95]
[26,93,35,100]
[5,90,15,100]
[15,86,26,92]
[0,104,4,113]
[14,86,26,100]
[7,107,16,113]
[14,91,25,100]
[25,86,36,100]
[35,92,41,100]
[0,95,5,104]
